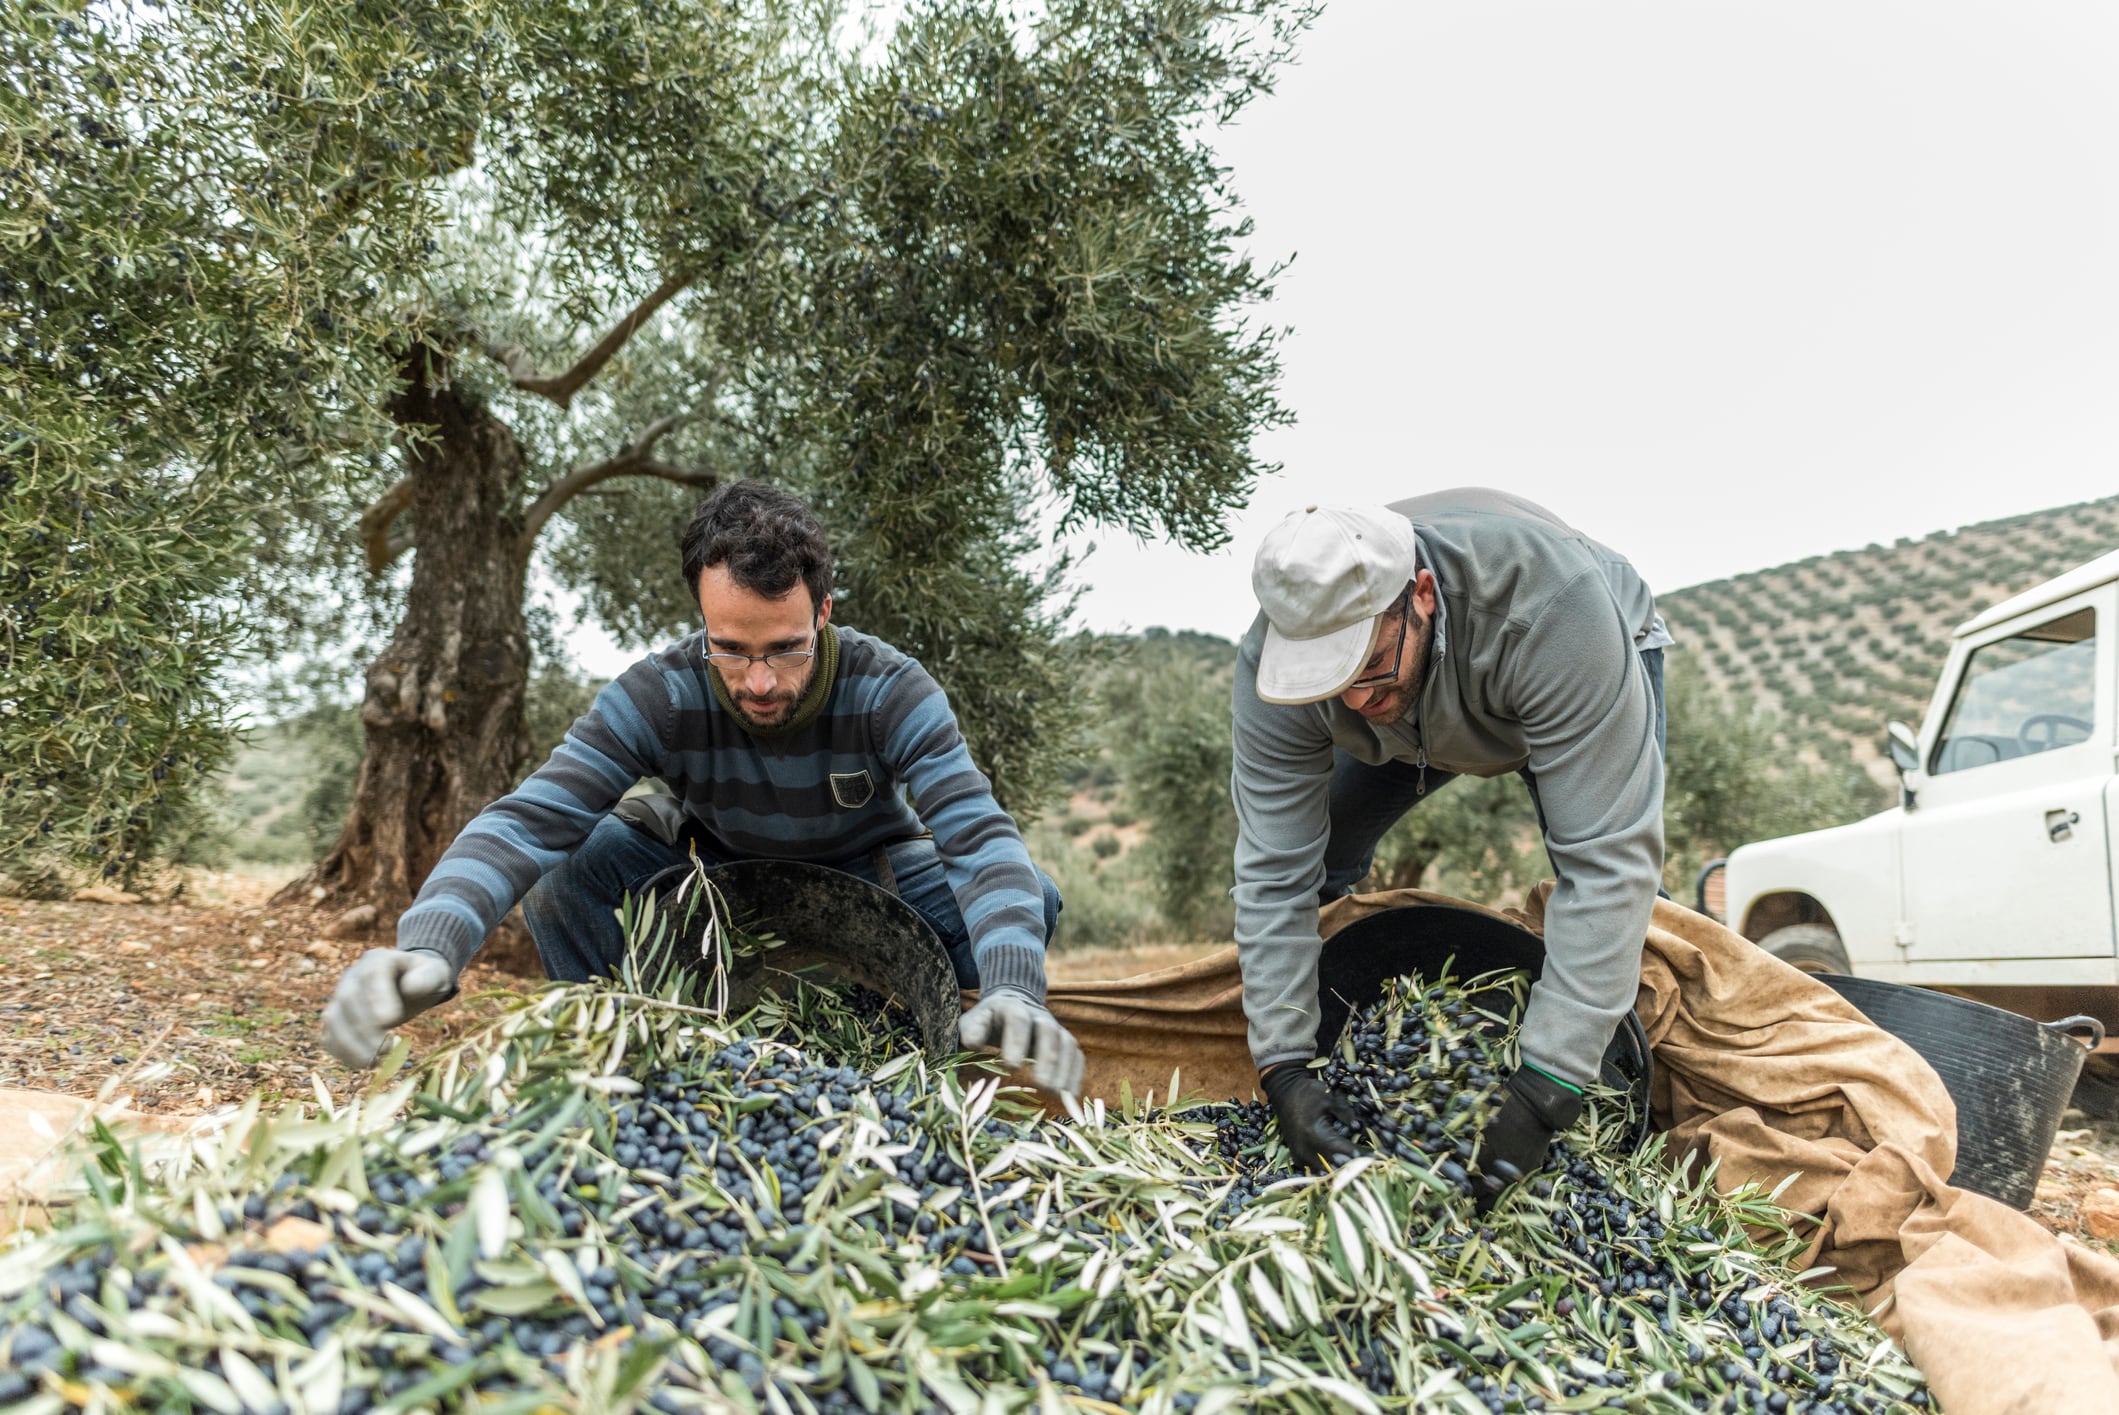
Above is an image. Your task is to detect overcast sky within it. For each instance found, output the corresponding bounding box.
[1059,0,2119,637]
[568,0,2119,673]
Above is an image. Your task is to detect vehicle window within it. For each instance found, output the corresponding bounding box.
[1930,607,2097,775]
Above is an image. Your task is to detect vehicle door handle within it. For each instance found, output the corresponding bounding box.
[2047,809,2081,842]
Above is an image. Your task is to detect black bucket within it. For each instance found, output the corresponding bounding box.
[1315,903,1655,1150]
[1816,974,2104,1211]
[639,859,964,1057]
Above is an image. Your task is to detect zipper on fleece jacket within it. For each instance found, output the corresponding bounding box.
[1407,571,1442,798]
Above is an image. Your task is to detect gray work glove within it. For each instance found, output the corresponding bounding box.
[959,988,1085,1098]
[321,948,457,1068]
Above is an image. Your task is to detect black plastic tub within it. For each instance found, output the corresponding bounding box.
[642,859,964,1057]
[1314,903,1655,1150]
[1816,974,2103,1211]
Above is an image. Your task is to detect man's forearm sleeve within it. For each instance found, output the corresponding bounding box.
[1508,581,1664,1085]
[395,668,670,972]
[875,665,1049,1001]
[1230,656,1338,1067]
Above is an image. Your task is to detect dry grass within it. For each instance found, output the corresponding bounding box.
[1045,939,1225,981]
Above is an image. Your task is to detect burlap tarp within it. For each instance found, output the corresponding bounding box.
[0,1089,194,1232]
[1045,887,2119,1415]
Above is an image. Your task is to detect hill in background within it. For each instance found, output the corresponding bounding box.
[1658,493,2119,777]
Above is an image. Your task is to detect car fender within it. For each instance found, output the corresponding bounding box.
[1724,806,1903,967]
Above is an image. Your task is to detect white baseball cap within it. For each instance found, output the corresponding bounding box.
[1251,504,1418,705]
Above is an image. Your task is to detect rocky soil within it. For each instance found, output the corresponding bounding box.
[0,873,539,1113]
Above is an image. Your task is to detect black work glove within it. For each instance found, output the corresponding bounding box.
[1472,1064,1585,1209]
[1260,1063,1362,1172]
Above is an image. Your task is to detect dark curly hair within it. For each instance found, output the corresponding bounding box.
[680,480,833,610]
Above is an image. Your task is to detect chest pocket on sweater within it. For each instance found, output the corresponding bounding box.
[830,771,876,809]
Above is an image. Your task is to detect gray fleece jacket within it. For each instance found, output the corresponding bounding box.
[1230,489,1666,1085]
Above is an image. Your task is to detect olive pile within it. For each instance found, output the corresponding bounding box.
[0,972,1935,1414]
[1202,976,1511,1204]
[1193,977,1933,1414]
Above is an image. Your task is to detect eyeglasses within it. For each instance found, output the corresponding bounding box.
[1346,586,1412,691]
[703,624,818,675]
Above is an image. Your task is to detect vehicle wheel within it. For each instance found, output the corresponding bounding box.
[1757,923,1851,975]
[2070,1054,2119,1122]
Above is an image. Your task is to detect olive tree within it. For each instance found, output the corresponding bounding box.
[7,0,1307,916]
[302,0,1303,922]
[1106,642,1241,936]
[0,0,466,889]
[1659,656,1891,891]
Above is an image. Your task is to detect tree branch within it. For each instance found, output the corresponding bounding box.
[519,418,715,545]
[359,478,416,575]
[705,407,777,449]
[487,272,692,410]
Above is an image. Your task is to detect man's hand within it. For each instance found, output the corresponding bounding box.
[1472,1064,1585,1209]
[1260,1063,1361,1171]
[959,989,1085,1097]
[321,949,457,1068]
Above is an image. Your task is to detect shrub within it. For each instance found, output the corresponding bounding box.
[1024,819,1159,951]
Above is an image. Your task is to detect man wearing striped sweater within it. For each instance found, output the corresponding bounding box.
[321,481,1084,1094]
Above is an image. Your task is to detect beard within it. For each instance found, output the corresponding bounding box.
[719,663,817,730]
[1357,684,1417,726]
[729,690,798,729]
[1352,606,1431,727]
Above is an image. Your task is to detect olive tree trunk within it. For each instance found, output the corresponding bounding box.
[281,349,539,969]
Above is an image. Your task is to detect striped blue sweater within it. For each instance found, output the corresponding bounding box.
[395,626,1049,998]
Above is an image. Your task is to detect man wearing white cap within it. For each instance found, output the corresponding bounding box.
[1233,489,1668,1199]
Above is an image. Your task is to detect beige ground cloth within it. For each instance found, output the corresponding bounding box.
[0,1088,193,1231]
[1044,888,2119,1415]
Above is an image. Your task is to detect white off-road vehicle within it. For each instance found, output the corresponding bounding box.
[1720,550,2117,1048]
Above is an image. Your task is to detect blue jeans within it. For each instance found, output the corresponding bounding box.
[1319,647,1668,900]
[522,815,1063,990]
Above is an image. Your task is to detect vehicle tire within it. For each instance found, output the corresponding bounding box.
[2070,1054,2119,1122]
[1757,923,1851,975]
